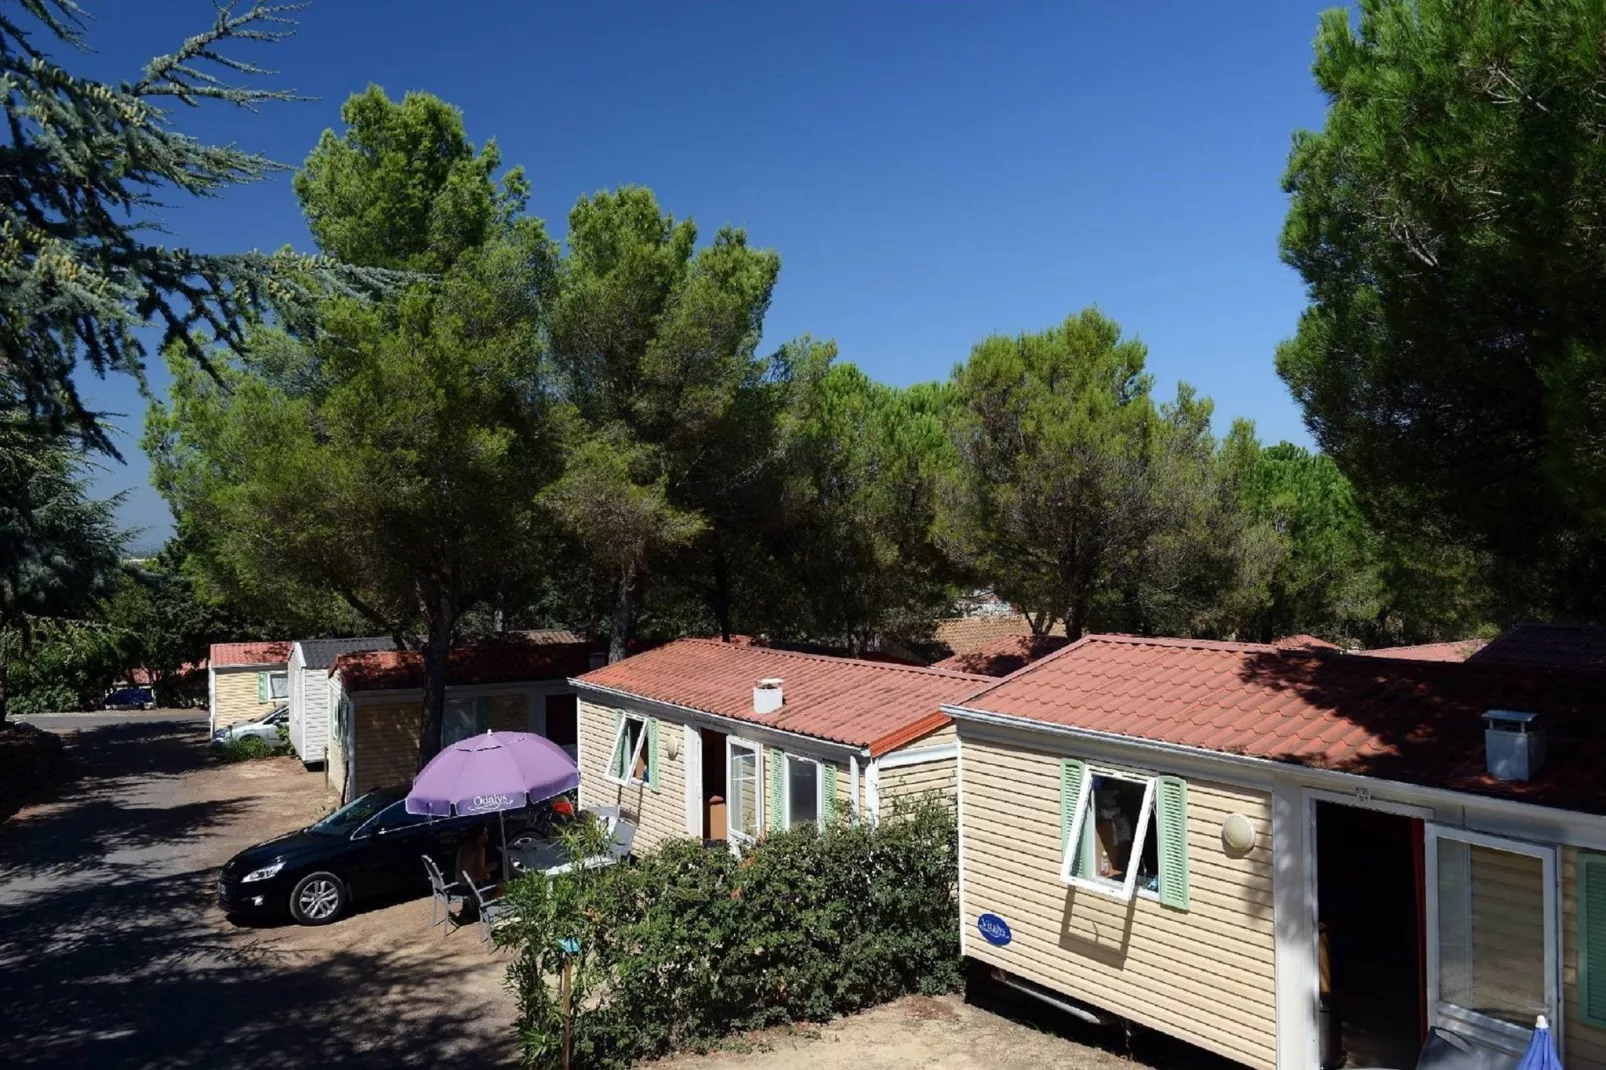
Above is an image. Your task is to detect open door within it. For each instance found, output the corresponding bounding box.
[700,728,727,842]
[1315,800,1425,1068]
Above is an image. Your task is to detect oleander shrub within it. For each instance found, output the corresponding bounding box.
[500,795,960,1069]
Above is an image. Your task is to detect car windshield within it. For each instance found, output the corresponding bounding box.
[309,792,396,837]
[353,800,431,839]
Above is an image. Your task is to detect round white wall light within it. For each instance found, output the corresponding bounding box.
[1221,813,1257,854]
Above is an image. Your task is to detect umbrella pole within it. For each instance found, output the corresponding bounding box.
[499,809,508,885]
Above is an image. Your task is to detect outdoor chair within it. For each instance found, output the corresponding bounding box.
[463,874,517,949]
[421,855,464,935]
[607,818,637,863]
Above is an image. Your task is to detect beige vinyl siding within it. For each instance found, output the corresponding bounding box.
[880,758,955,811]
[212,666,285,730]
[959,732,1276,1070]
[325,688,349,801]
[903,721,957,748]
[352,701,420,795]
[578,700,687,853]
[349,691,535,797]
[1563,848,1606,1069]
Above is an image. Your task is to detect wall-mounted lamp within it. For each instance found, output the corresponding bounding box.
[1221,813,1257,855]
[665,732,681,761]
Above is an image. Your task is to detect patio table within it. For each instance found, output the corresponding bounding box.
[508,838,572,876]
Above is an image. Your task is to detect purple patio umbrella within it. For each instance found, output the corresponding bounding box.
[405,731,581,876]
[406,731,580,817]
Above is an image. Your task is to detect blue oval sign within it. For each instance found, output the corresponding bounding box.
[977,912,1012,947]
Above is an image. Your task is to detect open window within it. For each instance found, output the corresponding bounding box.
[1059,759,1190,908]
[727,738,762,846]
[783,754,823,829]
[607,713,655,788]
[1425,826,1557,1053]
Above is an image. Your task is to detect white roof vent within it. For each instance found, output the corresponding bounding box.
[1484,709,1545,781]
[754,678,784,715]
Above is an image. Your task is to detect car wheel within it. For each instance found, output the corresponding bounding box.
[288,871,347,925]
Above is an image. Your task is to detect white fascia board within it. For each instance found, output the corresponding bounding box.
[943,702,1606,850]
[877,742,958,770]
[574,680,869,762]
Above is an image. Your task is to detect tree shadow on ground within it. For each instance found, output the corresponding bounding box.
[0,719,518,1070]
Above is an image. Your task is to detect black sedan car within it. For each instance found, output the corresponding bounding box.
[218,787,544,925]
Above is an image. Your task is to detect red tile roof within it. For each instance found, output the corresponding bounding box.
[955,634,1606,815]
[209,642,291,668]
[575,637,990,755]
[933,614,1065,656]
[1360,639,1487,663]
[932,634,1071,677]
[334,641,600,692]
[1469,623,1606,672]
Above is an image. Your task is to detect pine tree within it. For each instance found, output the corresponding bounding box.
[0,0,396,452]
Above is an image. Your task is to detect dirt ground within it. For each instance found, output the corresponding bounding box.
[656,994,1151,1070]
[0,713,1215,1070]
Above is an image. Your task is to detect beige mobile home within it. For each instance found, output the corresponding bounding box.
[207,641,291,734]
[568,638,989,852]
[326,640,595,802]
[945,633,1606,1070]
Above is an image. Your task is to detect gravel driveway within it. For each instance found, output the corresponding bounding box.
[0,715,518,1070]
[0,714,1209,1070]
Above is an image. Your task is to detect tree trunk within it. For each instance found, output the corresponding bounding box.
[416,583,457,772]
[712,548,732,643]
[0,652,8,727]
[492,575,509,634]
[1064,597,1087,641]
[609,567,637,665]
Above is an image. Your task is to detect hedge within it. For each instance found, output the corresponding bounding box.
[499,796,961,1069]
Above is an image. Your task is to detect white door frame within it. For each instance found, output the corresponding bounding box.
[682,724,702,838]
[1279,786,1435,1069]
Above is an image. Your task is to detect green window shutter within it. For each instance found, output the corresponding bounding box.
[257,672,268,702]
[822,763,839,825]
[1580,853,1606,1026]
[647,718,661,792]
[1155,775,1191,911]
[1060,758,1090,876]
[767,750,784,831]
[611,711,625,778]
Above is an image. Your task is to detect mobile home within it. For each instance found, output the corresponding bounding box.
[326,640,596,802]
[206,641,291,735]
[568,637,989,853]
[286,637,395,766]
[944,633,1606,1070]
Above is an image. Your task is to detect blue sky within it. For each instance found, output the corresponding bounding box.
[66,1,1337,549]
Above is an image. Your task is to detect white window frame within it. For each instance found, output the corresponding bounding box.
[606,713,651,788]
[268,670,289,700]
[781,753,825,830]
[725,736,763,848]
[1423,824,1559,1054]
[1060,765,1158,904]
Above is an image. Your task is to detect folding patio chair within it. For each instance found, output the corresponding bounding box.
[463,874,517,949]
[421,855,464,935]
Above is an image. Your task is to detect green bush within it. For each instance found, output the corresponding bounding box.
[213,735,282,763]
[499,796,960,1069]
